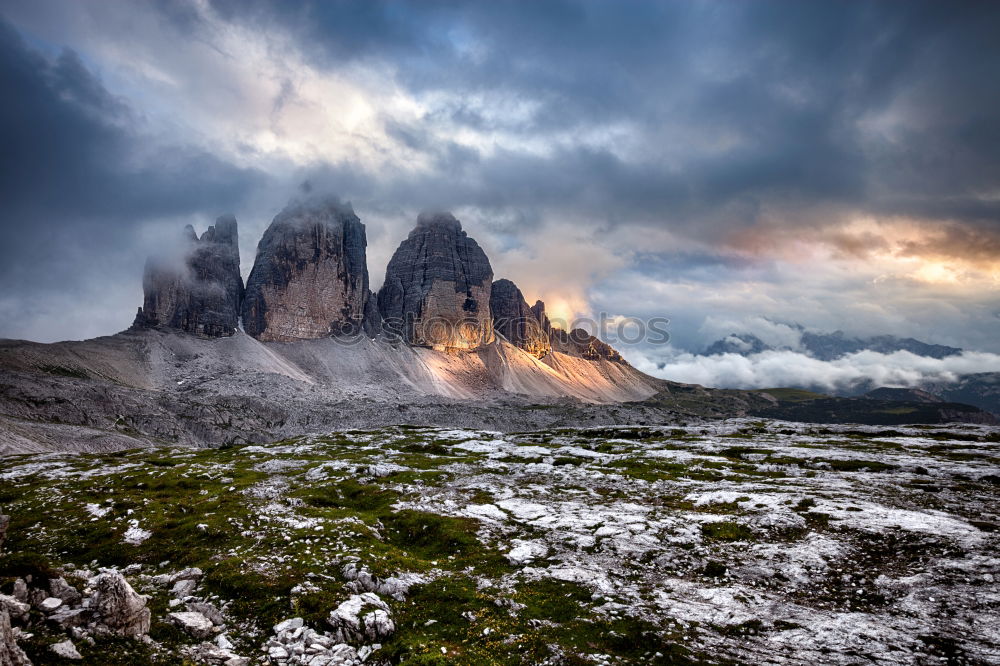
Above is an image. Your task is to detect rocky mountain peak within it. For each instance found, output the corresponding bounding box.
[414,211,463,233]
[530,300,552,333]
[491,288,628,363]
[242,196,376,342]
[126,197,631,364]
[490,279,551,359]
[200,214,239,247]
[550,326,627,363]
[377,212,494,349]
[705,324,962,361]
[132,215,244,338]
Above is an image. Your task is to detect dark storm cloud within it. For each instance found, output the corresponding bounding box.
[192,0,1000,234]
[2,1,999,346]
[0,16,268,340]
[10,0,998,240]
[0,17,264,294]
[0,20,262,223]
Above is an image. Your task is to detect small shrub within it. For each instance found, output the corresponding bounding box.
[794,498,816,511]
[701,521,753,542]
[703,560,728,577]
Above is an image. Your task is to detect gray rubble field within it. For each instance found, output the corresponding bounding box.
[1,419,998,664]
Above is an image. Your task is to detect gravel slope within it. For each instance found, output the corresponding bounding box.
[0,330,665,454]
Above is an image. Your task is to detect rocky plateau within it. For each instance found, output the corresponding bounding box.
[1,420,998,664]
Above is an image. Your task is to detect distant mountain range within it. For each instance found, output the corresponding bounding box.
[705,326,962,361]
[704,325,1000,416]
[922,373,1000,417]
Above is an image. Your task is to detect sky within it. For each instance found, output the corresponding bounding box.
[1,0,999,386]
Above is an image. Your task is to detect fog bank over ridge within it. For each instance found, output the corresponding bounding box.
[630,349,1000,395]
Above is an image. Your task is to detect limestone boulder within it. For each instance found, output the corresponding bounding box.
[91,571,150,637]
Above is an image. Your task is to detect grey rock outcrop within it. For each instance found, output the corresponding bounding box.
[38,597,62,613]
[327,592,394,645]
[169,611,214,639]
[48,578,82,605]
[91,571,150,637]
[186,602,224,626]
[132,216,244,338]
[0,609,30,666]
[341,562,424,602]
[181,641,248,666]
[0,598,27,623]
[169,567,204,584]
[377,212,494,349]
[46,608,89,630]
[268,618,361,665]
[490,279,551,359]
[49,640,82,660]
[242,197,376,341]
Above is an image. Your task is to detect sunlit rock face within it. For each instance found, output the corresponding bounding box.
[530,300,627,364]
[377,212,494,350]
[491,279,551,358]
[132,215,244,338]
[551,326,627,363]
[242,197,375,342]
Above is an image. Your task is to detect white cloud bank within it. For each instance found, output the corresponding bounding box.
[630,349,1000,392]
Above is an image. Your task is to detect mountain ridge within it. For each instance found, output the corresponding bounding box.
[1,197,995,455]
[705,328,963,361]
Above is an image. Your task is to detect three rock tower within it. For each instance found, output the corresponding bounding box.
[133,195,626,363]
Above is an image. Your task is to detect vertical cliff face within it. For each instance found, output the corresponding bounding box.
[242,197,375,342]
[377,212,494,350]
[490,279,552,358]
[132,215,244,338]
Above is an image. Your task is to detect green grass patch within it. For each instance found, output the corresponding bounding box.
[382,510,484,561]
[303,479,400,512]
[701,521,753,542]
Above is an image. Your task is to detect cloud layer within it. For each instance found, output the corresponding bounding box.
[630,349,1000,394]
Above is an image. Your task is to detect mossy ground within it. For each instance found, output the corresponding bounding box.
[1,419,998,664]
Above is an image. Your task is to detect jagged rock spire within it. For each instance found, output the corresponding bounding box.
[377,212,494,350]
[242,196,377,341]
[490,279,551,358]
[132,215,244,338]
[493,283,626,363]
